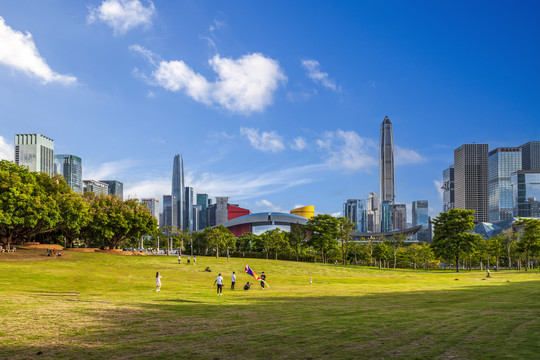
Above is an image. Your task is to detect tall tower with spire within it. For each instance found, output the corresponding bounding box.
[172,154,184,231]
[379,116,395,204]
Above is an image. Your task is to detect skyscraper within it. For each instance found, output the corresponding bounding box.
[488,147,521,222]
[83,180,109,195]
[141,198,160,227]
[454,143,489,223]
[392,204,407,231]
[511,170,540,218]
[196,193,209,230]
[343,199,367,232]
[519,141,540,170]
[172,154,184,230]
[14,133,54,176]
[100,180,123,199]
[54,154,83,193]
[412,200,431,242]
[366,192,380,233]
[162,195,177,229]
[184,187,194,231]
[442,165,455,212]
[379,116,395,204]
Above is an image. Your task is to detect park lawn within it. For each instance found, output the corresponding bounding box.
[0,249,539,359]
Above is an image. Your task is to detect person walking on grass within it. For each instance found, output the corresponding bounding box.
[231,272,236,290]
[156,272,163,292]
[178,254,182,264]
[214,273,224,295]
[260,272,266,290]
[193,256,196,265]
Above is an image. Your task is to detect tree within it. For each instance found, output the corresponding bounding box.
[236,232,258,252]
[56,192,90,247]
[372,242,391,268]
[405,243,422,270]
[206,225,235,258]
[515,218,540,271]
[305,214,340,263]
[289,222,307,261]
[500,229,518,269]
[431,209,481,272]
[264,228,288,260]
[385,233,406,269]
[337,217,355,266]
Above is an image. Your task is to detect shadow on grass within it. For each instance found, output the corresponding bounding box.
[2,281,539,360]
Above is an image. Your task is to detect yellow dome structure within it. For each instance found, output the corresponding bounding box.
[290,205,315,219]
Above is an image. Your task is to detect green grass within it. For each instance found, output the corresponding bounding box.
[1,249,539,359]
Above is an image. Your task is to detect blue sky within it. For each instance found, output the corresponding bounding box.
[0,0,539,218]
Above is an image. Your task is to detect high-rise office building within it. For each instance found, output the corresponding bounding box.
[392,204,407,231]
[54,154,83,193]
[196,193,209,230]
[519,141,540,170]
[366,192,380,233]
[488,147,521,222]
[100,180,123,199]
[454,144,489,223]
[14,133,54,176]
[162,195,177,229]
[207,197,230,227]
[511,170,540,218]
[193,204,201,232]
[380,202,393,232]
[442,165,455,212]
[83,180,109,196]
[379,116,395,204]
[184,187,194,231]
[412,200,431,242]
[343,199,367,232]
[141,198,160,227]
[172,154,185,230]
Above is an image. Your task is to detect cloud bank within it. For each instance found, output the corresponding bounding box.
[0,17,76,85]
[317,130,377,171]
[0,136,13,161]
[301,59,339,91]
[133,46,287,114]
[88,0,155,35]
[240,127,285,152]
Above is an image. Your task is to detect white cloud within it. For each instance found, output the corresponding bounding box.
[240,127,285,153]
[0,136,14,161]
[0,17,76,85]
[433,179,444,201]
[135,46,287,114]
[255,200,286,212]
[331,211,342,217]
[395,146,427,165]
[83,159,138,180]
[124,177,170,201]
[301,59,339,91]
[316,130,377,171]
[88,0,155,35]
[291,136,307,151]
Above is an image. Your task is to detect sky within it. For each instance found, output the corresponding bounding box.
[0,0,539,219]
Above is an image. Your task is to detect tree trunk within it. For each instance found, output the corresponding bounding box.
[455,254,460,272]
[216,246,219,258]
[275,250,278,260]
[526,251,530,271]
[394,250,397,269]
[487,257,490,270]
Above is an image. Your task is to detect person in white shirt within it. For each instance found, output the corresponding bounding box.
[156,272,162,292]
[213,273,224,295]
[231,272,236,290]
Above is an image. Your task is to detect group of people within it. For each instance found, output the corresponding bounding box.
[178,254,196,265]
[46,248,62,257]
[213,271,266,295]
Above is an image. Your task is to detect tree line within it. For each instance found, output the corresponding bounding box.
[0,160,157,249]
[2,160,539,270]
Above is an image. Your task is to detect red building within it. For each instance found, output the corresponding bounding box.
[227,204,251,237]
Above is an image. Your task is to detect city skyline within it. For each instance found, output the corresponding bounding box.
[1,1,539,218]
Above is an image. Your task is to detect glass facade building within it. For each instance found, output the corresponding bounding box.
[512,170,540,218]
[100,180,123,199]
[488,147,521,222]
[172,154,185,231]
[83,180,109,196]
[379,116,395,204]
[184,187,194,231]
[343,199,367,232]
[442,165,455,212]
[54,154,82,193]
[366,192,380,233]
[141,198,160,227]
[14,133,54,176]
[519,141,540,170]
[162,195,177,229]
[380,202,393,232]
[412,200,431,242]
[196,193,209,230]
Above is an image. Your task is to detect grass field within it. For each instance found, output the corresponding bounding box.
[1,248,539,359]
